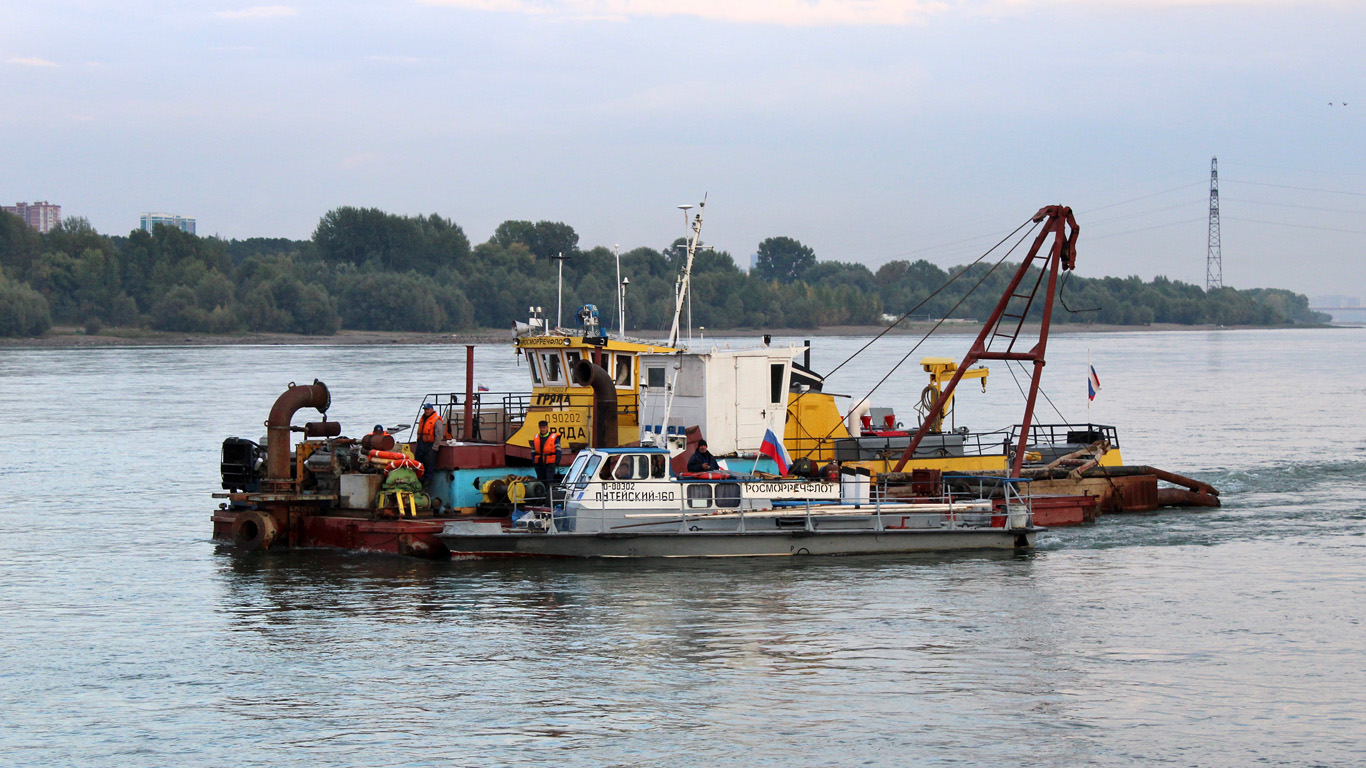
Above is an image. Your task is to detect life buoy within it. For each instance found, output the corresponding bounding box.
[385,457,425,477]
[231,509,279,550]
[680,471,731,480]
[368,449,408,461]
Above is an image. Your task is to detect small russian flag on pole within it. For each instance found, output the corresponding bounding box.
[477,385,489,392]
[1087,365,1101,401]
[759,428,791,476]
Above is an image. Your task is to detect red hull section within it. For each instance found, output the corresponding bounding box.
[213,511,505,559]
[1021,494,1099,526]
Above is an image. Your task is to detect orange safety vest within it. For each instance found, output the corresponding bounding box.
[532,431,559,463]
[419,411,443,442]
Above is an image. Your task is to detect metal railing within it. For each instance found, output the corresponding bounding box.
[1008,422,1120,450]
[535,474,1033,535]
[407,392,530,444]
[816,427,1016,464]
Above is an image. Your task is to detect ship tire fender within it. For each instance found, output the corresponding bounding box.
[232,509,279,551]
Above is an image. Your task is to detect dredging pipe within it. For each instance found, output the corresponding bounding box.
[572,359,617,448]
[265,379,331,484]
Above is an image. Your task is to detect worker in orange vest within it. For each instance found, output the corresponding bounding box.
[414,403,445,477]
[530,420,560,487]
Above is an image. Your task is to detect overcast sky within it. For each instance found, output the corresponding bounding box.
[3,0,1362,297]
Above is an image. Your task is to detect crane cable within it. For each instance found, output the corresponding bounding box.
[793,218,1043,461]
[818,215,1040,381]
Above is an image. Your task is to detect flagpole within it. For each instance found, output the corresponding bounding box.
[1087,348,1092,424]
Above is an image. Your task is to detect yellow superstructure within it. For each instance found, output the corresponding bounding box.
[508,336,1123,476]
[507,333,679,451]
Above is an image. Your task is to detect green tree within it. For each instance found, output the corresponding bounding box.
[0,210,43,280]
[754,236,816,283]
[0,269,51,336]
[492,220,579,262]
[150,286,210,332]
[335,272,447,332]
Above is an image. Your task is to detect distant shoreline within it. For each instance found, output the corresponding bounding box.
[1,322,1348,349]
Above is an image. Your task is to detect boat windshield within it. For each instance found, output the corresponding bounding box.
[563,452,590,485]
[566,454,602,491]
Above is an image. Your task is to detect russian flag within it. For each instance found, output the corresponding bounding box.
[477,385,489,392]
[1088,365,1101,401]
[759,428,791,475]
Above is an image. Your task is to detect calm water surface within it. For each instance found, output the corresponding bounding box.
[1,329,1363,767]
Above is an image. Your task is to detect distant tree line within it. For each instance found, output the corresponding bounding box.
[0,207,1327,338]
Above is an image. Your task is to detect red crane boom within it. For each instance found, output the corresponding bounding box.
[892,205,1079,476]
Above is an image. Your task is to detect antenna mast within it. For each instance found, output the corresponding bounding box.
[667,198,706,348]
[1206,157,1223,290]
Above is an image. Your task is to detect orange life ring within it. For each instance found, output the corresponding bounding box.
[680,471,731,480]
[384,457,426,478]
[368,449,408,461]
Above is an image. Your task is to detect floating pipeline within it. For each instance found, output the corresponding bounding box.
[1018,465,1220,515]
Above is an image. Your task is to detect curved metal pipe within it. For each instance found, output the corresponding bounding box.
[265,379,331,482]
[571,360,617,448]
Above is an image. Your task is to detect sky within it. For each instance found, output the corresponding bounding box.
[3,0,1363,298]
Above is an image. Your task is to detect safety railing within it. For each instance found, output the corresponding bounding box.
[407,392,530,444]
[811,427,1018,464]
[539,474,1033,535]
[1008,422,1120,450]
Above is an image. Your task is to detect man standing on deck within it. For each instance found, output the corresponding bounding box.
[415,403,445,478]
[531,420,561,489]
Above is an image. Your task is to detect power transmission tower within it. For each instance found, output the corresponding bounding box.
[1206,156,1223,290]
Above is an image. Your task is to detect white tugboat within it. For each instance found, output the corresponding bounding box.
[438,446,1037,558]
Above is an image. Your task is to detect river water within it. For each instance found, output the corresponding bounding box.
[1,329,1363,767]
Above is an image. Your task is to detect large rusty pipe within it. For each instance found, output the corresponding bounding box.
[1147,466,1220,497]
[265,379,331,482]
[572,359,617,448]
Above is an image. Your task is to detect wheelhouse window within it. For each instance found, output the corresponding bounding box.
[628,454,652,479]
[651,454,666,478]
[686,483,712,509]
[645,366,665,389]
[598,450,655,481]
[565,350,583,379]
[614,355,633,388]
[600,455,621,480]
[541,352,565,385]
[528,354,543,385]
[770,363,785,404]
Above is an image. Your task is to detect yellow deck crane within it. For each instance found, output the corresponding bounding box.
[918,357,989,433]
